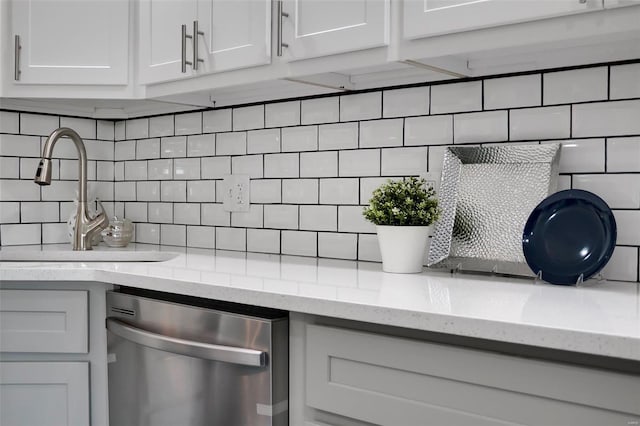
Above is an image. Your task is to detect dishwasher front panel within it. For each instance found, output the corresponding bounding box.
[106,290,288,426]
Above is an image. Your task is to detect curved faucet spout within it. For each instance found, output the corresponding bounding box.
[34,127,106,250]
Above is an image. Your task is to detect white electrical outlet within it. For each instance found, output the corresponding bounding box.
[222,174,250,212]
[419,172,441,196]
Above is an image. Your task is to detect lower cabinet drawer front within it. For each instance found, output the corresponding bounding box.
[305,325,640,426]
[0,362,90,426]
[0,290,88,353]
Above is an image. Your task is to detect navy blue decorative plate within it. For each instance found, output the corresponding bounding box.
[522,189,616,286]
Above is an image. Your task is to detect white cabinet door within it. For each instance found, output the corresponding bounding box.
[139,0,198,84]
[11,0,128,85]
[0,362,90,426]
[196,0,271,73]
[604,0,640,7]
[281,0,390,61]
[404,0,603,39]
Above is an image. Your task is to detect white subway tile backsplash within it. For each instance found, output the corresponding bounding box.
[250,179,281,203]
[148,203,173,223]
[558,175,571,191]
[543,67,607,105]
[264,153,299,178]
[161,181,186,202]
[201,156,231,179]
[203,109,232,133]
[114,162,124,181]
[383,87,429,118]
[573,174,640,208]
[137,138,160,160]
[510,106,570,141]
[266,101,300,128]
[187,134,215,157]
[341,92,381,122]
[231,205,263,228]
[264,205,298,229]
[573,100,640,137]
[318,122,358,151]
[300,205,337,231]
[124,202,147,222]
[301,97,339,124]
[21,202,58,223]
[320,178,359,205]
[0,223,41,245]
[216,132,247,156]
[187,226,215,249]
[91,181,114,201]
[126,118,149,139]
[339,149,380,177]
[358,234,381,262]
[281,230,316,256]
[233,105,264,131]
[360,119,403,148]
[161,136,187,158]
[318,232,357,260]
[282,179,318,204]
[115,121,125,141]
[149,115,174,138]
[97,121,114,141]
[484,74,541,109]
[161,224,186,246]
[360,177,390,205]
[607,137,640,172]
[0,111,19,133]
[232,155,263,178]
[187,180,216,203]
[0,202,20,223]
[300,151,337,178]
[174,203,201,225]
[404,115,453,146]
[610,63,640,100]
[41,223,67,244]
[282,126,317,152]
[613,210,640,246]
[338,205,375,233]
[20,113,58,136]
[0,180,40,201]
[136,223,160,244]
[431,81,482,114]
[137,181,160,202]
[216,227,246,251]
[174,158,200,180]
[148,159,173,180]
[248,129,280,154]
[247,229,280,254]
[201,203,230,226]
[542,139,605,173]
[115,140,136,161]
[125,161,148,181]
[381,147,427,176]
[175,112,202,135]
[454,111,508,144]
[0,134,41,157]
[115,181,136,201]
[60,117,96,139]
[0,157,19,178]
[602,246,638,282]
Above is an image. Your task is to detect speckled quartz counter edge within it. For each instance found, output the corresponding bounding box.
[1,244,639,361]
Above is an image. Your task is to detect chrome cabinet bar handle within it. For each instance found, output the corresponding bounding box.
[277,1,289,57]
[181,24,193,73]
[14,35,21,81]
[192,20,204,70]
[106,317,267,367]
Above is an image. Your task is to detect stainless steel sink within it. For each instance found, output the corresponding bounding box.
[0,245,179,262]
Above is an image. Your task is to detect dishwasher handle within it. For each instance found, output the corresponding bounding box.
[106,317,267,367]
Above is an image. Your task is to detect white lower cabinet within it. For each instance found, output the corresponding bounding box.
[293,317,640,426]
[0,362,89,426]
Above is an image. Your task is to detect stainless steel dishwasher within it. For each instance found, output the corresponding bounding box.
[106,289,288,426]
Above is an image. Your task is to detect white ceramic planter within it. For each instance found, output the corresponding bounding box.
[376,225,431,273]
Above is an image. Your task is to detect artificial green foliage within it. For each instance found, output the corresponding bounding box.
[363,177,440,226]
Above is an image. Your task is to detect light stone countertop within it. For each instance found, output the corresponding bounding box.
[1,244,639,361]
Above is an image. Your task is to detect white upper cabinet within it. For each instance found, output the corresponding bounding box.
[139,0,271,85]
[604,0,640,7]
[196,0,271,74]
[279,0,390,61]
[11,0,129,85]
[138,0,198,84]
[403,0,604,39]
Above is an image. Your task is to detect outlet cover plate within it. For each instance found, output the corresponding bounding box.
[222,174,250,212]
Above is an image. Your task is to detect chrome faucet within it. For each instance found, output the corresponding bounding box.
[34,127,108,250]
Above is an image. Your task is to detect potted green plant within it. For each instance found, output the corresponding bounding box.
[363,177,440,273]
